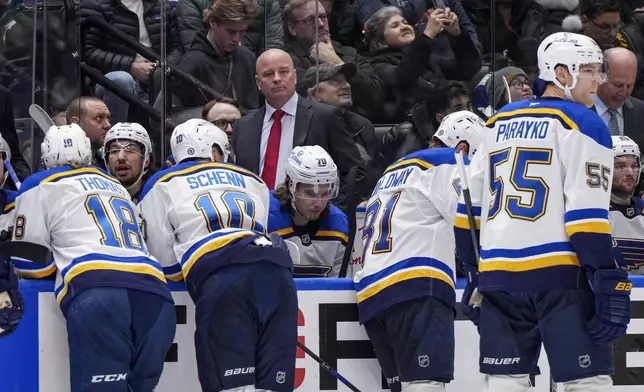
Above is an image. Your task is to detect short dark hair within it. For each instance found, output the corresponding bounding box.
[201,97,241,119]
[65,96,104,123]
[580,0,621,20]
[203,0,259,25]
[428,82,470,115]
[283,0,317,37]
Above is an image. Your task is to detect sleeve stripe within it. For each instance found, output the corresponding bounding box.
[454,216,481,230]
[564,208,609,223]
[457,203,482,217]
[566,221,611,236]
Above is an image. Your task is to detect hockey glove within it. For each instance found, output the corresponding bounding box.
[587,269,631,344]
[0,259,24,337]
[461,266,482,327]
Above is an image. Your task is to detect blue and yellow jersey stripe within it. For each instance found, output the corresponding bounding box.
[454,203,481,230]
[479,241,580,272]
[12,257,57,278]
[162,263,184,282]
[564,208,611,236]
[180,228,258,277]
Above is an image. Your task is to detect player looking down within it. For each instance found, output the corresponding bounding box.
[609,135,644,275]
[102,122,154,203]
[139,119,297,392]
[431,110,486,158]
[354,114,484,392]
[12,124,175,392]
[268,146,349,278]
[455,32,631,392]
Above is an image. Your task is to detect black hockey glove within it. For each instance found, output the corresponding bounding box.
[587,269,631,344]
[0,259,24,337]
[461,265,482,327]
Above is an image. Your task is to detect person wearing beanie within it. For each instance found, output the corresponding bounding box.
[484,67,534,114]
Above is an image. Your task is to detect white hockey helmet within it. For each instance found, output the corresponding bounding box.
[538,32,605,99]
[41,124,92,169]
[612,135,642,195]
[0,134,11,161]
[170,119,231,164]
[434,111,485,158]
[103,122,152,166]
[285,145,339,199]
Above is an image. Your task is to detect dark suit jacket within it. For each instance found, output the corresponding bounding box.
[622,97,644,149]
[0,87,32,187]
[232,96,367,211]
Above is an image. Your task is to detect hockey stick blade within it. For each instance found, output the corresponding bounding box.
[28,104,55,134]
[0,241,52,264]
[296,341,362,392]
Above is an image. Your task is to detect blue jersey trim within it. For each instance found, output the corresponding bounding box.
[564,208,609,223]
[457,203,482,217]
[480,241,575,260]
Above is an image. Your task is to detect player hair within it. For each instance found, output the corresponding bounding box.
[201,97,241,119]
[65,96,104,124]
[425,82,470,121]
[203,0,259,25]
[274,177,294,210]
[362,6,404,53]
[580,0,621,20]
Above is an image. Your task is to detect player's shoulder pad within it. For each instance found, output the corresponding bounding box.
[385,148,465,174]
[2,189,17,213]
[323,203,349,236]
[267,191,292,234]
[17,165,74,196]
[487,98,611,149]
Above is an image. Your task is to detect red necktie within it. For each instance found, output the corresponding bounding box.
[262,109,285,189]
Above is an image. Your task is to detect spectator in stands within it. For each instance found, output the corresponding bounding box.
[66,96,112,164]
[381,81,471,165]
[362,6,481,123]
[175,0,260,112]
[202,97,242,143]
[232,49,366,211]
[563,0,621,50]
[282,0,385,118]
[0,87,31,184]
[81,0,182,124]
[616,1,644,100]
[176,0,283,56]
[593,48,644,148]
[477,67,533,118]
[356,0,482,52]
[302,63,383,197]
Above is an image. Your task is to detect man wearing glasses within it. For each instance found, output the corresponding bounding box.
[564,0,621,50]
[201,97,242,143]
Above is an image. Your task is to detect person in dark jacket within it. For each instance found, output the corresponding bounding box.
[381,81,472,166]
[302,63,383,198]
[0,87,31,185]
[176,0,283,56]
[617,1,644,100]
[282,0,385,119]
[81,0,183,124]
[362,6,481,123]
[174,0,260,112]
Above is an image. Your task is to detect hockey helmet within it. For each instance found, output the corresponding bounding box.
[285,145,339,200]
[0,134,10,161]
[41,124,92,169]
[170,119,231,164]
[102,122,152,167]
[537,32,605,98]
[434,111,485,158]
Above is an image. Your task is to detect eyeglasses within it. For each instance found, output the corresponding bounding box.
[296,14,328,26]
[210,119,236,129]
[509,79,532,89]
[590,19,621,33]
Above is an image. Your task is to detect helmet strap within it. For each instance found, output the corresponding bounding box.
[554,73,577,101]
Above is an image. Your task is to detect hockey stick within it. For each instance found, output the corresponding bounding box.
[455,151,482,307]
[296,341,362,392]
[339,165,358,278]
[28,104,55,135]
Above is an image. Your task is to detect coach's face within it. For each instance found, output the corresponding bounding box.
[256,50,297,107]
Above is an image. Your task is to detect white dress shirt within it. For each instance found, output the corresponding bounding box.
[593,95,624,135]
[259,93,299,188]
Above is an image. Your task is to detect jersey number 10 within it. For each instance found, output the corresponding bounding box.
[194,190,263,233]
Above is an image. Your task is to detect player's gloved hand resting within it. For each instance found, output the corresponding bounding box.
[0,258,24,337]
[461,265,482,327]
[587,269,631,344]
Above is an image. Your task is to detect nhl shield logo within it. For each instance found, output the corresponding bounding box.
[578,354,591,369]
[301,234,312,246]
[276,371,286,384]
[627,207,635,217]
[418,355,430,368]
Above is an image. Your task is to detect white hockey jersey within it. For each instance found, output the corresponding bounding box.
[354,148,465,324]
[138,161,270,285]
[610,197,644,275]
[11,166,171,314]
[454,98,615,292]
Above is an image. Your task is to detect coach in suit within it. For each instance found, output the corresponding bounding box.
[232,49,366,211]
[593,47,644,148]
[0,87,32,185]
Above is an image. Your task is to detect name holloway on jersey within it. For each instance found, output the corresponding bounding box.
[454,98,614,291]
[11,166,171,314]
[354,148,466,324]
[138,161,270,286]
[610,197,644,275]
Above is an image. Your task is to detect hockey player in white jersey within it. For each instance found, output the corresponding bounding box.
[609,135,644,274]
[0,134,23,337]
[138,119,297,392]
[354,113,484,392]
[430,111,485,158]
[11,124,176,392]
[454,32,631,392]
[102,122,153,203]
[268,146,348,278]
